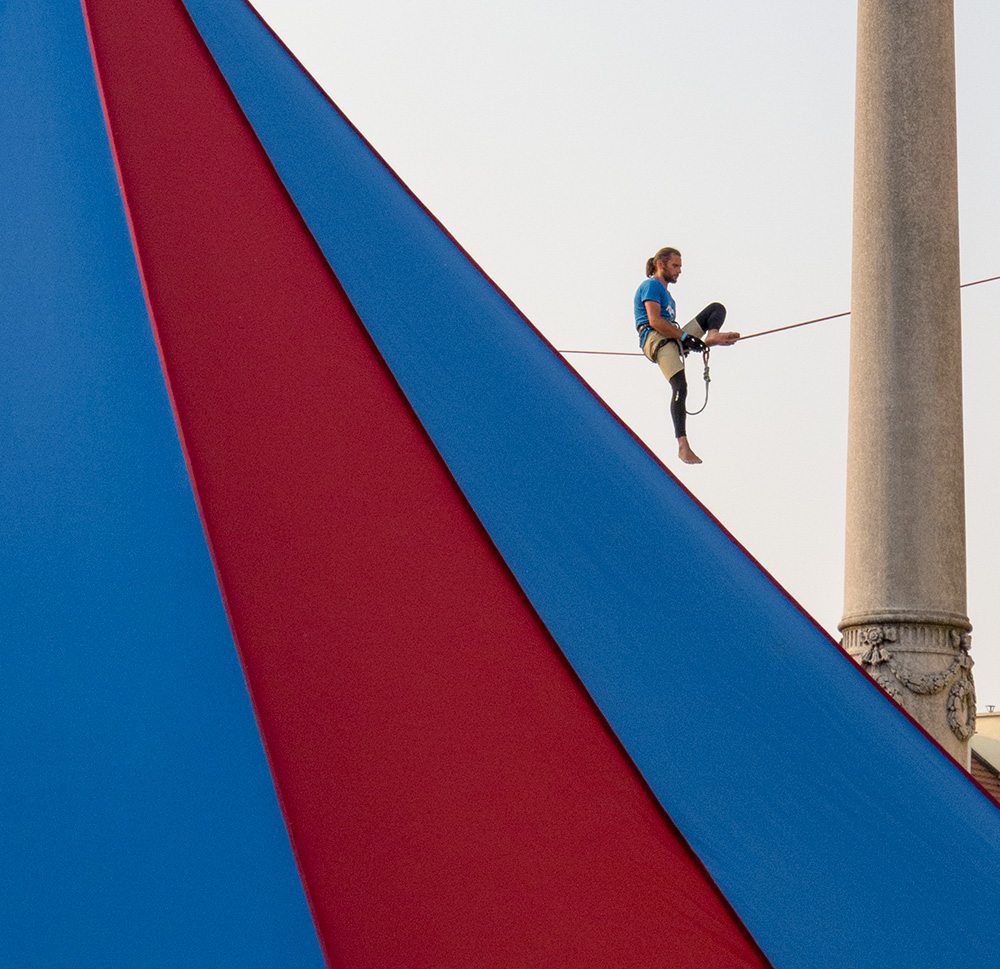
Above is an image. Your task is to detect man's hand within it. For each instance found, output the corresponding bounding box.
[679,332,707,353]
[704,330,740,347]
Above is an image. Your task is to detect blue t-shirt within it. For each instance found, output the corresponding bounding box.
[633,277,676,349]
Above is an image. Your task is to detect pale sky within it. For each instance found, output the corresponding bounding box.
[251,0,1000,710]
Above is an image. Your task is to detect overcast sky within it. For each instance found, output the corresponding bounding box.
[251,0,1000,711]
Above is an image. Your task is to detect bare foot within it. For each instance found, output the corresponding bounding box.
[705,330,740,346]
[677,437,703,465]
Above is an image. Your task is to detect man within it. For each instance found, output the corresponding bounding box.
[633,247,739,464]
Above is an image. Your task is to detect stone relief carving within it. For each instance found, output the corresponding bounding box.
[846,624,976,740]
[855,625,903,701]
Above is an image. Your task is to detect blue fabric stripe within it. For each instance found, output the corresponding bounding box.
[182,2,1000,965]
[0,4,324,966]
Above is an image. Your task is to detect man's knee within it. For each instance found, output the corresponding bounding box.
[699,301,727,332]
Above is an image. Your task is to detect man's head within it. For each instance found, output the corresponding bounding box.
[654,247,682,284]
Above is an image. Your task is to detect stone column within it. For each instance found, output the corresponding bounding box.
[841,0,975,764]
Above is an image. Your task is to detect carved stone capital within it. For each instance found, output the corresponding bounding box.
[841,621,976,743]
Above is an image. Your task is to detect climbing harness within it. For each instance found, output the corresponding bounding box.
[648,334,713,416]
[643,334,712,417]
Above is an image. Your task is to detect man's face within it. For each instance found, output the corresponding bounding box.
[662,254,682,283]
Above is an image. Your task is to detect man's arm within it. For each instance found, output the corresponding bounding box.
[643,300,686,341]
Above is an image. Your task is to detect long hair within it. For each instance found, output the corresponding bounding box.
[646,247,681,277]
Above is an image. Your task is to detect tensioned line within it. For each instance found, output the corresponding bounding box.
[560,273,1000,356]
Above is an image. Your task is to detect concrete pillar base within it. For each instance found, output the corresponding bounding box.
[841,620,975,765]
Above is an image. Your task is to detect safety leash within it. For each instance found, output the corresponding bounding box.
[686,349,711,416]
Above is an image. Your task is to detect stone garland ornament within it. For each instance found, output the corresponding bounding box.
[851,625,976,740]
[856,625,903,702]
[946,631,977,741]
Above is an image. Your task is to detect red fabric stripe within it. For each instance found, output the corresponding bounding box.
[83,1,770,965]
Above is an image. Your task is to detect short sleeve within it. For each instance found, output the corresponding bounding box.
[636,278,662,305]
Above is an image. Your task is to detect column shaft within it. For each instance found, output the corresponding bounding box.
[842,0,974,762]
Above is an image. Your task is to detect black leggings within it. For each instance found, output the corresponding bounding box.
[668,302,726,439]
